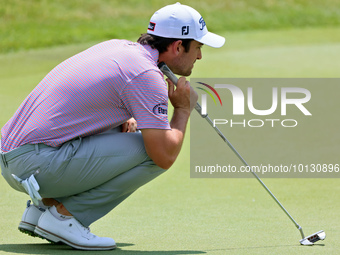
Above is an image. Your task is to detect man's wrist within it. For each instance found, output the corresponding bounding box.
[173,107,191,118]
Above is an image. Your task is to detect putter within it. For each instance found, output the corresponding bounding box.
[158,62,326,246]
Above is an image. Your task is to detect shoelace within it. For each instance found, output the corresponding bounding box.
[81,225,96,239]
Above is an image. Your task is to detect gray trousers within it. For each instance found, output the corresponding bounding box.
[0,129,165,227]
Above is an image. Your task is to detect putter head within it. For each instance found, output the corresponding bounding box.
[300,230,326,245]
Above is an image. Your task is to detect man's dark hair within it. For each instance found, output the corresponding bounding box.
[137,33,193,54]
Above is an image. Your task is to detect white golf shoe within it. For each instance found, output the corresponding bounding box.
[18,200,45,237]
[34,207,116,250]
[19,200,62,244]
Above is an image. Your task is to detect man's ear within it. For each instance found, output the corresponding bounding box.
[158,40,184,64]
[170,40,183,56]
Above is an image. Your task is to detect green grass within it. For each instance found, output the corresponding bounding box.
[192,27,340,78]
[1,0,340,53]
[1,1,340,254]
[0,26,340,254]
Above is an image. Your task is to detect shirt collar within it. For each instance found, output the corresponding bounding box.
[141,44,159,65]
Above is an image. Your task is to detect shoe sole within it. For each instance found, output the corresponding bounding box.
[34,226,116,250]
[19,221,36,236]
[19,221,62,245]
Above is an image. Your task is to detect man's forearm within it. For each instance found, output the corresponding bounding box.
[141,108,190,170]
[167,107,191,160]
[170,107,190,134]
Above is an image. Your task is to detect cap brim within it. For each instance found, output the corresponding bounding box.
[196,32,225,48]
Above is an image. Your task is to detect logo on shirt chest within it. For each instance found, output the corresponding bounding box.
[153,103,168,116]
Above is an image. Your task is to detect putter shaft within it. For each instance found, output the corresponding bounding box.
[158,62,305,239]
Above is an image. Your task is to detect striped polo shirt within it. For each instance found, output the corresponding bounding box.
[1,40,170,152]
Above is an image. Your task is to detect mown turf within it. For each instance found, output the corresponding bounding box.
[1,0,340,53]
[192,27,340,78]
[0,27,339,254]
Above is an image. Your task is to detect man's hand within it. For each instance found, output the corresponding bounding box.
[121,118,137,132]
[167,77,198,113]
[141,77,198,170]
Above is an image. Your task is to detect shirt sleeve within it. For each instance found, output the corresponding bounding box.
[121,69,171,130]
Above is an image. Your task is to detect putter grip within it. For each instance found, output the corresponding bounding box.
[158,62,202,114]
[158,62,179,85]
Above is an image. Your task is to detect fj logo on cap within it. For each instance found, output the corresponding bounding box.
[148,22,156,31]
[182,26,189,35]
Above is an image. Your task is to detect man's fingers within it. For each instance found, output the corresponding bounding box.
[121,122,128,132]
[128,121,137,132]
[167,78,175,96]
[122,118,137,133]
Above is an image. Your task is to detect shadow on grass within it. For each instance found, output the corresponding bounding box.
[0,243,206,254]
[203,243,325,252]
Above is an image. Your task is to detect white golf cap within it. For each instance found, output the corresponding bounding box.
[147,2,225,48]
